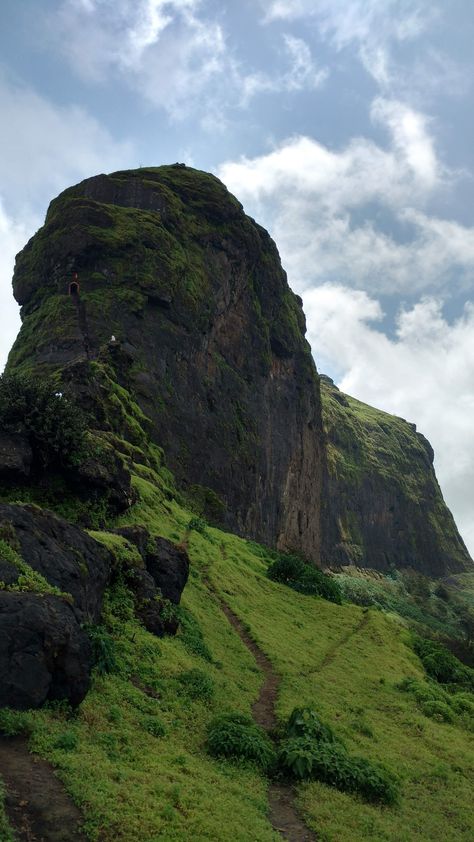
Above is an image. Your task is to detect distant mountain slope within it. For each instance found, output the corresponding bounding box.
[320,375,471,574]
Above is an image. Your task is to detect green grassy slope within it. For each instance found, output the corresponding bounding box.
[2,462,472,842]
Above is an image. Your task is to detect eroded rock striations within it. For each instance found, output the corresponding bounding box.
[5,165,472,578]
[8,165,324,560]
[320,376,470,575]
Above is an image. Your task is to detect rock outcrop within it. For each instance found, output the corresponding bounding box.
[320,376,471,575]
[6,165,471,577]
[0,592,92,710]
[0,505,190,709]
[0,504,112,622]
[8,165,324,561]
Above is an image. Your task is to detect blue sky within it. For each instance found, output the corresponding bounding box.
[1,0,473,553]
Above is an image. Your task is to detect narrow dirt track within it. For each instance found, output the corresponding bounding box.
[208,584,317,842]
[0,737,87,842]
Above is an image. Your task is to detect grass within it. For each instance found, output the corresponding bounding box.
[0,461,470,841]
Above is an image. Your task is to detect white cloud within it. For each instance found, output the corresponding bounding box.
[0,75,134,213]
[0,201,34,372]
[218,100,474,295]
[54,0,228,119]
[239,34,327,105]
[261,0,455,101]
[0,74,135,371]
[302,285,474,556]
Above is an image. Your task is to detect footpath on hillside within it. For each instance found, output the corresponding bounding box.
[0,736,87,842]
[205,565,317,842]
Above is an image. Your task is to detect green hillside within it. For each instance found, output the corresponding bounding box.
[1,457,472,841]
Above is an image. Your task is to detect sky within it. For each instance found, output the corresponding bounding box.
[0,0,473,554]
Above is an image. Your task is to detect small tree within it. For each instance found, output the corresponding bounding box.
[0,372,87,469]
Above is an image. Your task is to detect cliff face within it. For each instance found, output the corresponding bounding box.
[8,166,324,560]
[320,376,471,575]
[6,165,471,576]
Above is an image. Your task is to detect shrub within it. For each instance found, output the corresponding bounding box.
[0,708,30,736]
[177,668,214,701]
[0,373,87,469]
[142,715,167,738]
[267,554,342,604]
[54,730,79,751]
[278,736,398,805]
[420,700,454,723]
[86,625,118,675]
[285,706,336,743]
[413,636,474,690]
[207,712,276,773]
[187,517,207,534]
[278,707,399,805]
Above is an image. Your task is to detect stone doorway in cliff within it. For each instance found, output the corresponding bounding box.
[69,280,80,297]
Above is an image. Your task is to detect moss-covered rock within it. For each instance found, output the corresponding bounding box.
[8,165,324,562]
[320,376,471,575]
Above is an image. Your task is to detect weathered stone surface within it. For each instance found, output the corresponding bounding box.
[0,504,112,621]
[0,592,92,709]
[127,567,179,636]
[0,433,32,478]
[5,166,471,577]
[320,377,471,576]
[113,526,188,632]
[146,537,190,604]
[8,166,324,563]
[76,452,135,513]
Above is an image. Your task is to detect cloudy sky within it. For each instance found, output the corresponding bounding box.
[1,0,473,554]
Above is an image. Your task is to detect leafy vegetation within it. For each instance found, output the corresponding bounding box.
[0,372,87,469]
[412,636,474,691]
[267,553,342,603]
[278,707,399,805]
[207,712,276,773]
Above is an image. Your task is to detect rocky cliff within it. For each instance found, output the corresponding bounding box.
[7,165,324,561]
[320,376,470,575]
[5,165,471,576]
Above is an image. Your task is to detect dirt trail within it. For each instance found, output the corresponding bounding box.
[207,581,316,842]
[0,737,87,842]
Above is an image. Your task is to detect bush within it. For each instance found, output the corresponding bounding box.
[86,625,118,675]
[177,668,214,701]
[0,372,87,469]
[188,517,207,534]
[54,730,79,751]
[413,636,474,690]
[285,706,336,743]
[207,712,276,773]
[267,554,342,604]
[142,715,167,738]
[0,708,30,736]
[420,700,454,723]
[278,707,398,805]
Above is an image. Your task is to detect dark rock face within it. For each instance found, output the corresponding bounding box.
[0,504,112,621]
[127,567,179,636]
[0,592,92,709]
[75,452,135,514]
[8,166,324,562]
[114,526,189,633]
[320,377,471,576]
[146,538,189,604]
[6,166,470,577]
[0,434,32,479]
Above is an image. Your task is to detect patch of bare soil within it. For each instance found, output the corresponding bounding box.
[0,737,87,842]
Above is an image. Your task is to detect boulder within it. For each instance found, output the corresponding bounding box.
[0,433,32,479]
[145,537,189,604]
[0,592,92,709]
[0,504,112,622]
